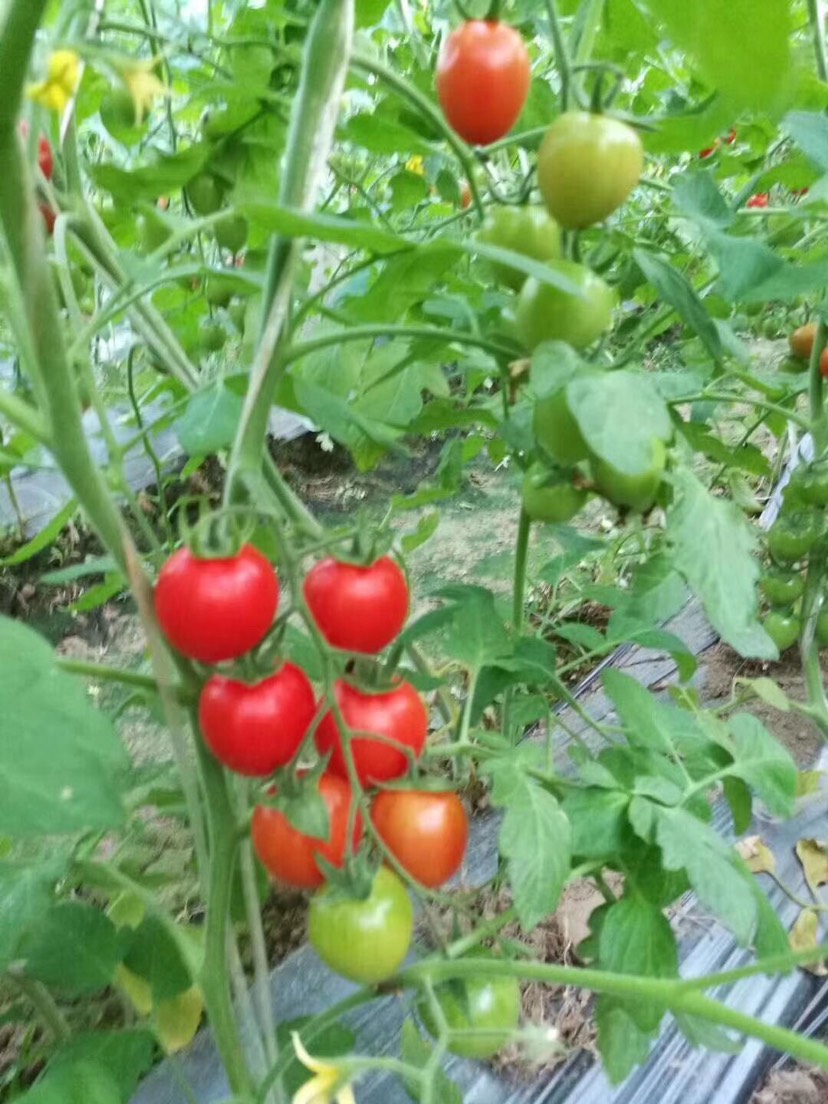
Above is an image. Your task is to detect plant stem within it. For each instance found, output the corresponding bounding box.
[7,974,71,1043]
[511,507,531,634]
[543,0,573,111]
[807,0,828,82]
[56,656,178,695]
[0,388,47,442]
[285,323,519,367]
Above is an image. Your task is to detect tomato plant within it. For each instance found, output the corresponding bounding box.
[767,512,824,565]
[763,610,801,653]
[760,569,805,607]
[199,664,316,776]
[304,556,409,654]
[537,112,644,230]
[419,974,522,1059]
[371,789,468,888]
[315,680,428,787]
[252,773,362,889]
[516,262,616,351]
[436,21,530,147]
[308,867,413,984]
[154,545,279,663]
[477,206,562,290]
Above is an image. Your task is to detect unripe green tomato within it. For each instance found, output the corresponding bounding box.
[214,214,248,253]
[204,274,237,307]
[228,299,247,333]
[100,86,144,145]
[591,439,666,512]
[763,610,801,653]
[477,206,562,290]
[419,975,522,1059]
[537,111,644,230]
[516,262,616,351]
[760,568,805,607]
[767,511,824,565]
[778,355,809,374]
[186,173,224,216]
[522,462,588,523]
[138,210,172,253]
[533,388,592,466]
[199,320,226,353]
[799,461,828,507]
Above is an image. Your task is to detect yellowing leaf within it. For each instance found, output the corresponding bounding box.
[736,835,777,876]
[107,891,146,929]
[789,908,827,976]
[795,838,828,895]
[796,770,826,798]
[153,986,203,1054]
[115,963,153,1017]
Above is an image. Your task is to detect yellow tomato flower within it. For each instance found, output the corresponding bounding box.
[27,49,80,113]
[121,59,168,124]
[405,154,425,176]
[292,1033,356,1104]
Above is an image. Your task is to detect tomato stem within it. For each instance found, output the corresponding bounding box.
[486,0,502,21]
[542,0,574,111]
[807,0,828,82]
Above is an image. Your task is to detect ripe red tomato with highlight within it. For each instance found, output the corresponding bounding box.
[372,790,468,888]
[315,680,428,787]
[155,544,279,664]
[199,664,316,777]
[436,21,531,147]
[304,557,409,654]
[747,193,769,209]
[252,773,362,889]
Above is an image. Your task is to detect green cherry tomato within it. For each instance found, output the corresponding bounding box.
[516,262,616,351]
[199,320,226,353]
[477,206,562,290]
[100,86,144,145]
[533,382,597,466]
[763,610,801,653]
[760,568,805,607]
[522,462,588,523]
[228,299,247,333]
[204,274,238,307]
[215,214,248,253]
[799,461,828,507]
[308,867,413,984]
[419,975,522,1059]
[537,112,644,230]
[137,209,172,253]
[767,511,824,564]
[816,609,828,648]
[186,173,224,216]
[591,439,666,513]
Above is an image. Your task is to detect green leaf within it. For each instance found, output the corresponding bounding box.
[243,204,405,254]
[722,776,753,835]
[400,1021,463,1104]
[0,500,77,566]
[672,172,734,232]
[0,616,128,837]
[16,1061,121,1104]
[567,368,672,475]
[122,916,192,1001]
[644,0,793,113]
[633,249,722,361]
[784,111,828,172]
[728,713,797,818]
[401,512,439,555]
[0,857,65,970]
[595,998,655,1085]
[602,670,678,754]
[50,1031,155,1101]
[91,146,210,203]
[655,806,757,944]
[666,470,776,660]
[175,383,244,456]
[432,585,512,671]
[21,901,122,994]
[707,234,785,302]
[356,0,390,28]
[347,248,458,323]
[497,777,571,930]
[562,788,629,860]
[674,1013,740,1054]
[598,893,678,1033]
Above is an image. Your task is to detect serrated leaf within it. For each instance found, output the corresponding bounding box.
[667,470,775,660]
[595,998,655,1085]
[174,384,244,456]
[50,1031,155,1101]
[728,713,797,817]
[122,916,193,1002]
[0,857,65,970]
[795,839,828,896]
[0,617,127,837]
[567,368,672,475]
[634,249,722,361]
[562,787,629,860]
[433,585,511,670]
[499,781,571,930]
[401,512,439,554]
[21,902,122,995]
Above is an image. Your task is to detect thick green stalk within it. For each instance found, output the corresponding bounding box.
[543,0,574,110]
[807,0,828,82]
[284,323,519,367]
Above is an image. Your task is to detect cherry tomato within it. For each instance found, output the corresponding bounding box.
[767,511,824,565]
[746,193,770,209]
[521,462,588,523]
[308,866,413,984]
[420,975,522,1058]
[760,568,805,607]
[699,142,720,159]
[537,112,644,230]
[460,182,473,210]
[137,209,171,253]
[477,206,562,290]
[591,439,666,513]
[215,214,248,253]
[199,664,315,776]
[516,262,615,351]
[372,790,468,888]
[821,350,828,378]
[252,773,363,889]
[199,320,226,353]
[315,680,428,787]
[790,323,817,360]
[799,460,828,507]
[186,173,224,215]
[155,544,279,663]
[763,610,801,653]
[39,202,57,236]
[725,128,737,145]
[436,21,531,147]
[304,557,409,655]
[533,382,598,466]
[19,122,54,180]
[100,86,144,145]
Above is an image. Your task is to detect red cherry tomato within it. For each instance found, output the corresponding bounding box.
[304,557,409,655]
[820,348,828,379]
[155,545,279,664]
[699,141,720,159]
[747,193,770,209]
[19,121,54,180]
[39,203,56,235]
[372,790,468,888]
[436,21,531,147]
[199,664,316,776]
[252,773,363,889]
[460,182,473,210]
[315,680,428,787]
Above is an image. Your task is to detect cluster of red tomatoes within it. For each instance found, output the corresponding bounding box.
[19,121,56,234]
[153,542,470,983]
